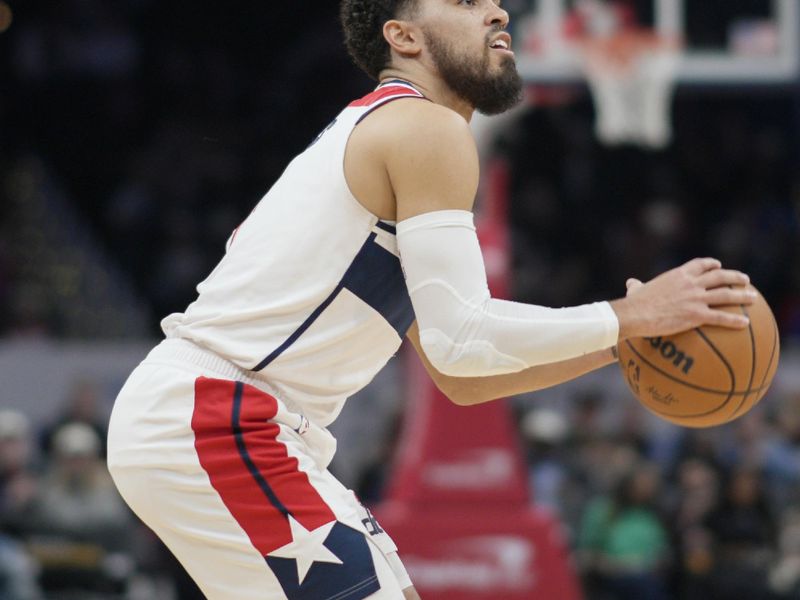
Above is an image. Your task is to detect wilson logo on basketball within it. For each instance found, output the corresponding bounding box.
[644,337,695,374]
[618,287,779,428]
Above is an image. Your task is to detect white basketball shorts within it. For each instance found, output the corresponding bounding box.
[107,338,410,599]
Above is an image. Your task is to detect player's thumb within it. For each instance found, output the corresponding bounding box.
[626,278,644,295]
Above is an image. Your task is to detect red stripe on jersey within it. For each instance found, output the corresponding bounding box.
[235,381,336,533]
[348,85,422,107]
[191,377,336,556]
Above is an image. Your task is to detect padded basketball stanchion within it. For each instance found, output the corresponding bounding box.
[372,161,582,600]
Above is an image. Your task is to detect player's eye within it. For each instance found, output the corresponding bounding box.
[458,0,478,6]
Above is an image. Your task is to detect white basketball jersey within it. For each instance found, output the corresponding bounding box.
[162,81,426,426]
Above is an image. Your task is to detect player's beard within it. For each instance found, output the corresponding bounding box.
[424,28,523,115]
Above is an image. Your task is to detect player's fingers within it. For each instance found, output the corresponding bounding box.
[683,257,722,276]
[704,286,757,307]
[626,278,643,295]
[703,307,750,329]
[697,268,750,290]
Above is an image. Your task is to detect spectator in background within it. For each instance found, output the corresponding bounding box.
[716,410,777,477]
[769,507,800,599]
[0,534,43,600]
[760,395,800,513]
[574,438,640,503]
[0,410,43,600]
[521,408,571,515]
[0,410,40,535]
[40,378,108,458]
[665,427,725,480]
[26,423,134,595]
[704,467,776,600]
[578,461,670,600]
[666,458,721,599]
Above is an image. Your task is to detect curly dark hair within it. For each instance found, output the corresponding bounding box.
[340,0,419,80]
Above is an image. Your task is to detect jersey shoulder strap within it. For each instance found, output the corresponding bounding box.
[348,80,427,118]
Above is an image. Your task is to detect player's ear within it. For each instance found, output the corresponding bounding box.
[383,19,423,59]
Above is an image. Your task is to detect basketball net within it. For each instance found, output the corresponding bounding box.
[571,1,681,148]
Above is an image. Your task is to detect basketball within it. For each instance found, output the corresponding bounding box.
[618,286,780,428]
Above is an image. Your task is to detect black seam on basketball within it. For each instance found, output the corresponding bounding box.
[730,300,756,419]
[624,337,736,418]
[746,317,779,415]
[693,328,736,416]
[757,318,779,397]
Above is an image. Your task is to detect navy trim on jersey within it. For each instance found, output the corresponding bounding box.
[341,233,413,335]
[379,78,422,91]
[375,221,396,235]
[253,233,414,372]
[254,284,345,371]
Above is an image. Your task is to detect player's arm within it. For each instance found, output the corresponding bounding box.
[380,101,754,384]
[406,321,616,406]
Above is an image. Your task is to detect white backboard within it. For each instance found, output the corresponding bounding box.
[510,0,799,84]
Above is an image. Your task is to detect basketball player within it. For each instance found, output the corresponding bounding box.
[107,1,755,598]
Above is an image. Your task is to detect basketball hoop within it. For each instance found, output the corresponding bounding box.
[579,31,680,148]
[569,1,682,148]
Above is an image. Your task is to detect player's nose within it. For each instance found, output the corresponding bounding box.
[485,1,509,29]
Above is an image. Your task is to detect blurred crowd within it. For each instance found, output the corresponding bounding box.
[513,385,800,600]
[0,375,234,600]
[0,380,154,599]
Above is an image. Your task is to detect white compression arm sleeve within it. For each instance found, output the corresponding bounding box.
[396,210,619,377]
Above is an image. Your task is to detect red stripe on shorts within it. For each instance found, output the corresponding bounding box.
[348,85,421,107]
[192,377,336,556]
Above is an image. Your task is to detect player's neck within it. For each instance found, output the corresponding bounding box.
[378,68,474,123]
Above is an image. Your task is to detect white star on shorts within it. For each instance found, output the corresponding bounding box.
[267,516,343,584]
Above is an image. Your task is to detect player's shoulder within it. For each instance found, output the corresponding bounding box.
[376,99,473,143]
[356,98,475,155]
[374,100,480,215]
[347,98,479,191]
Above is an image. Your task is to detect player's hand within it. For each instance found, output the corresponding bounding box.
[626,277,643,294]
[611,257,756,341]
